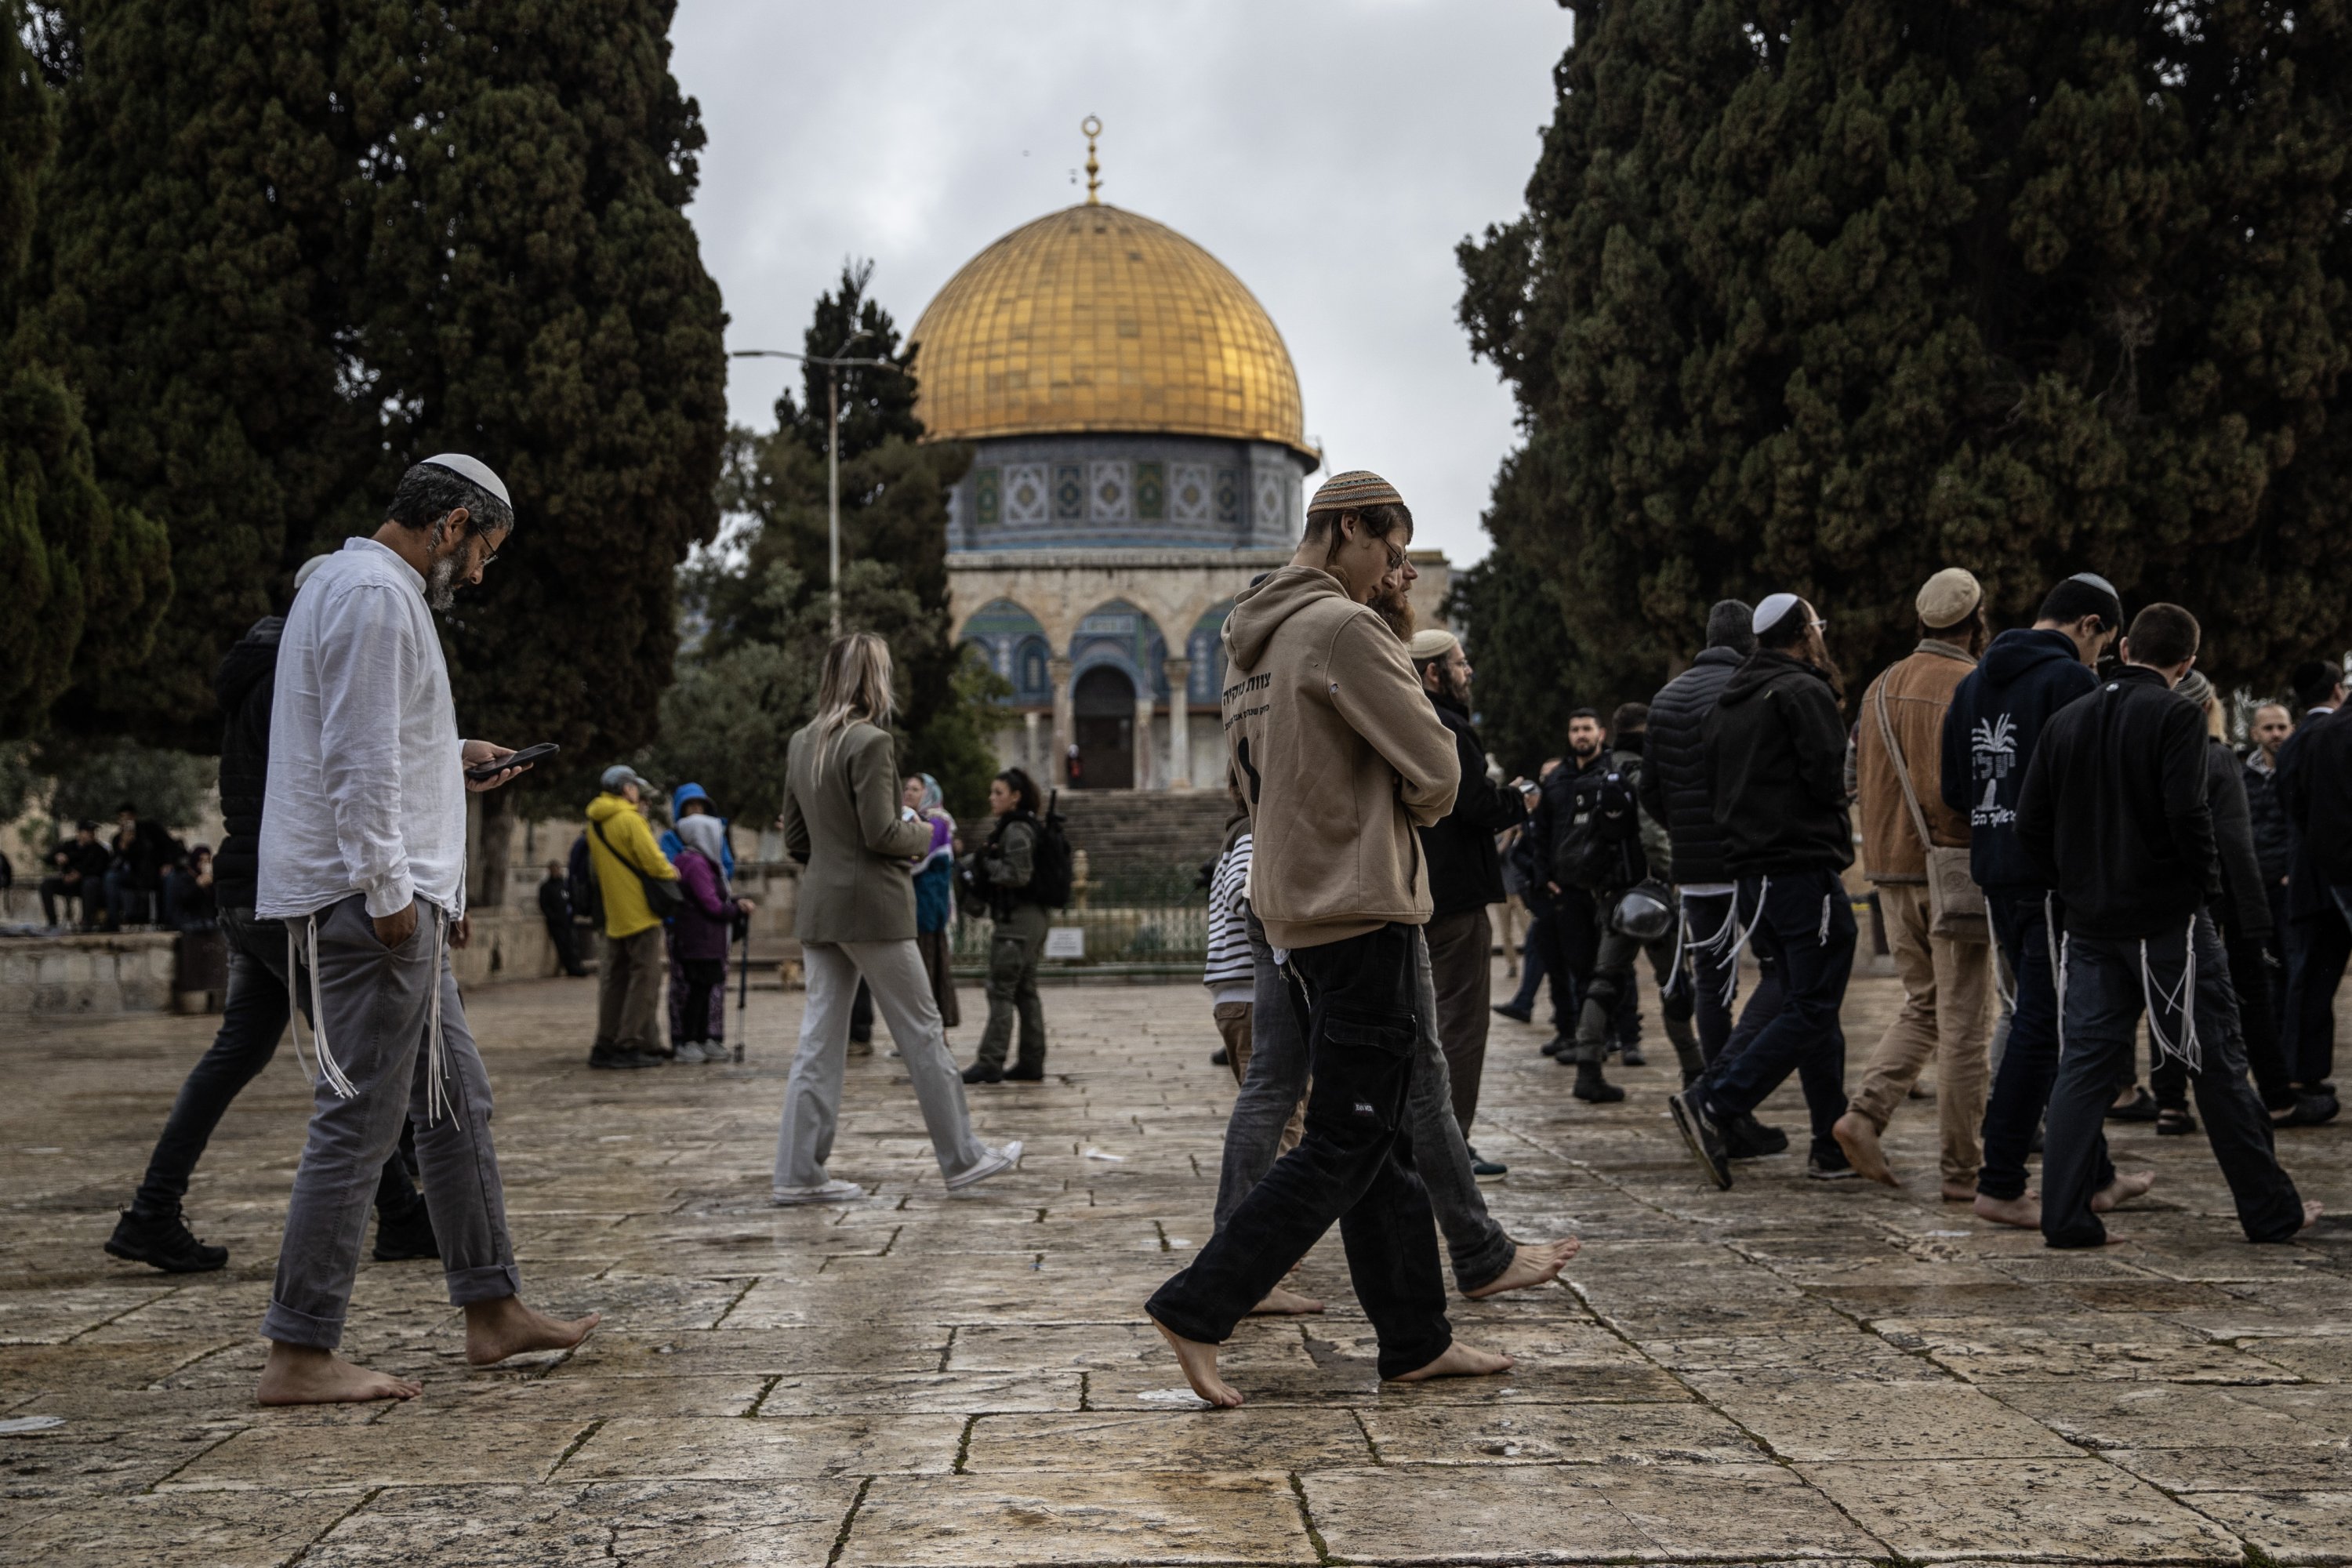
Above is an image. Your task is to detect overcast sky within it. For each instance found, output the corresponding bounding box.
[670,0,1573,568]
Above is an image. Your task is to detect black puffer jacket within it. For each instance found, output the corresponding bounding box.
[1640,646,1742,885]
[1701,650,1853,877]
[210,615,284,909]
[2242,752,2292,887]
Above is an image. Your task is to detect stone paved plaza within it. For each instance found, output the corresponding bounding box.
[6,962,2352,1566]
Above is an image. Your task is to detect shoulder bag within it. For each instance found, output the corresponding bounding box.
[592,818,685,920]
[1874,677,1988,942]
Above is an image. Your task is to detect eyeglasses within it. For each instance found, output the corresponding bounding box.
[1809,619,1829,633]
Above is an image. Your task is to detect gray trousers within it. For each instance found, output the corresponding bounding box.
[774,939,989,1192]
[265,895,519,1348]
[1213,912,1515,1295]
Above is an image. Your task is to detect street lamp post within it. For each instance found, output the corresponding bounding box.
[730,335,907,637]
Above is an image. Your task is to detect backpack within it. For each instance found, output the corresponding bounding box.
[1028,792,1075,909]
[567,832,602,927]
[1552,768,1648,893]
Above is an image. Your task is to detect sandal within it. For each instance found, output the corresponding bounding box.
[2155,1109,2198,1137]
[2107,1087,2160,1123]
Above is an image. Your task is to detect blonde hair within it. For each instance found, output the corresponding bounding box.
[811,633,896,764]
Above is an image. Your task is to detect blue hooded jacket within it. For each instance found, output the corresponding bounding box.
[1939,628,2098,891]
[659,782,735,879]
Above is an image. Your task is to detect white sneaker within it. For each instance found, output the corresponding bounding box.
[771,1178,866,1207]
[946,1141,1024,1192]
[670,1041,708,1064]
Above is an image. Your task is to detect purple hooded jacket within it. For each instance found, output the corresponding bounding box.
[672,848,736,961]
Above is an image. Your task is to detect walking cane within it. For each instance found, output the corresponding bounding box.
[733,911,749,1063]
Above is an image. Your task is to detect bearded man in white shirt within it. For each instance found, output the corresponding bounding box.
[254,456,597,1404]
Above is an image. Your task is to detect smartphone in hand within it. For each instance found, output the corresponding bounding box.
[466,742,559,782]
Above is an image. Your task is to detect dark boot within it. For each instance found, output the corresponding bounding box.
[1572,1058,1624,1104]
[1723,1114,1791,1159]
[104,1208,227,1274]
[962,1061,1004,1085]
[372,1196,441,1262]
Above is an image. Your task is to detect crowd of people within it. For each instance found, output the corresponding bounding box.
[82,451,2345,1412]
[33,804,218,934]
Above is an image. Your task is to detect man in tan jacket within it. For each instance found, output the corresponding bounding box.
[1146,470,1514,1406]
[1833,568,1994,1196]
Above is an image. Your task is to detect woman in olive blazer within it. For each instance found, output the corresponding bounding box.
[771,634,1020,1203]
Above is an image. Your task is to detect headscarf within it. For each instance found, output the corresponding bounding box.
[675,811,729,868]
[916,773,954,866]
[916,773,945,815]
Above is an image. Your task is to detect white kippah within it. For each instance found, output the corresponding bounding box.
[420,452,511,506]
[1406,628,1460,661]
[1751,593,1802,636]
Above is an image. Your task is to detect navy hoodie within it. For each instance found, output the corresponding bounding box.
[1939,628,2098,892]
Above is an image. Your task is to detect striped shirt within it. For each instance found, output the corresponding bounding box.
[1203,833,1254,1004]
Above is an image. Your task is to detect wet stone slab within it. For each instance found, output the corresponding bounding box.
[12,967,2352,1565]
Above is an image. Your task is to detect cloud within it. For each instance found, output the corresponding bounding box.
[673,0,1572,566]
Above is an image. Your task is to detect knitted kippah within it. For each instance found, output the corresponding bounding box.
[2175,669,2216,708]
[1406,628,1459,662]
[1308,469,1405,514]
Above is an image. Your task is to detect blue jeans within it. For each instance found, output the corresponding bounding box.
[1153,921,1450,1379]
[1697,869,1852,1152]
[1976,887,2111,1202]
[2044,914,2304,1247]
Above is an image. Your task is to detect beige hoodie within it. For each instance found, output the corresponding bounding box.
[1222,565,1459,949]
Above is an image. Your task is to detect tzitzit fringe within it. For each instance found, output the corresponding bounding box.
[285,906,453,1122]
[2140,918,2203,1076]
[286,916,356,1100]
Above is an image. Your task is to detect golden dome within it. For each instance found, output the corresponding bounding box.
[909,203,1314,463]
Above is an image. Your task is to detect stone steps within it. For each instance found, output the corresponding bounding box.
[1048,789,1240,884]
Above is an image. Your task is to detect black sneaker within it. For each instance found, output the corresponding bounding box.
[1807,1145,1860,1181]
[1668,1090,1733,1189]
[104,1209,227,1274]
[372,1200,440,1262]
[1620,1044,1647,1068]
[1724,1115,1791,1160]
[1210,1047,1229,1067]
[1492,1002,1534,1024]
[1468,1148,1508,1178]
[1004,1065,1046,1082]
[962,1062,1004,1084]
[588,1047,659,1070]
[1540,1035,1570,1058]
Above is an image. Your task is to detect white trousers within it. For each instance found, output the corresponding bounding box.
[774,939,989,1192]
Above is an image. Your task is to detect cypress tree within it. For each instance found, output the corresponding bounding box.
[339,0,728,893]
[1463,2,2352,697]
[0,2,169,738]
[711,263,998,812]
[25,0,370,746]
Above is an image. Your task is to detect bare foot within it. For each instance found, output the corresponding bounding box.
[1247,1284,1327,1316]
[1940,1180,1977,1203]
[2090,1171,2155,1213]
[463,1296,601,1367]
[1832,1112,1897,1186]
[1974,1192,2040,1229]
[1463,1238,1581,1300]
[256,1342,420,1406]
[2302,1201,2326,1232]
[1149,1313,1243,1407]
[1390,1341,1515,1383]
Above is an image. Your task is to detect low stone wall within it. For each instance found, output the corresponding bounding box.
[0,932,180,1016]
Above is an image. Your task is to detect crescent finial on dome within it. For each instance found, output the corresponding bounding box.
[1082,115,1102,205]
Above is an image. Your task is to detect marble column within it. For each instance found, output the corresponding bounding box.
[1022,711,1042,779]
[1162,658,1193,790]
[1048,657,1074,788]
[1132,681,1155,792]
